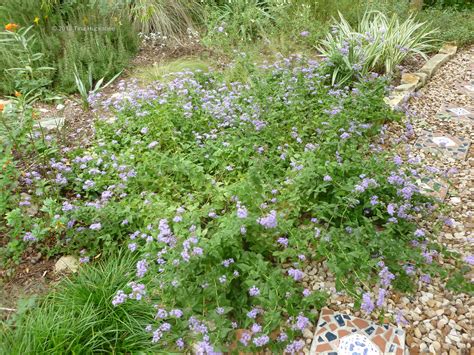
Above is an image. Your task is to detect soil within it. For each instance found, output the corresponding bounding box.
[0,256,59,320]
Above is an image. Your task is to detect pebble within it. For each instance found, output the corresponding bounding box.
[415,328,422,338]
[437,319,448,330]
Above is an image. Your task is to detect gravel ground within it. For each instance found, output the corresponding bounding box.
[303,47,473,354]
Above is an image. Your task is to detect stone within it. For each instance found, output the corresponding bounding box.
[54,255,79,273]
[35,117,65,131]
[303,328,313,339]
[395,83,417,93]
[435,309,445,316]
[432,341,442,352]
[437,319,448,330]
[401,73,422,89]
[414,72,428,86]
[438,44,457,58]
[415,328,422,338]
[385,92,408,109]
[0,99,12,106]
[420,54,451,78]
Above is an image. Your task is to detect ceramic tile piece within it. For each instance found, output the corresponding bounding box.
[432,136,457,147]
[436,105,474,124]
[338,333,381,355]
[457,81,474,97]
[415,130,471,160]
[310,308,406,355]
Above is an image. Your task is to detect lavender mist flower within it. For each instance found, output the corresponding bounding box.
[249,285,260,296]
[251,323,262,333]
[277,237,288,247]
[176,338,184,349]
[323,175,332,182]
[361,292,374,313]
[257,210,277,229]
[464,255,474,265]
[239,332,251,346]
[288,268,304,281]
[414,229,425,237]
[253,335,269,347]
[293,313,310,330]
[112,290,128,306]
[376,288,386,308]
[379,266,395,287]
[420,274,431,283]
[285,340,305,353]
[136,259,148,277]
[90,222,102,230]
[236,205,248,219]
[247,308,260,319]
[170,309,183,318]
[23,232,37,242]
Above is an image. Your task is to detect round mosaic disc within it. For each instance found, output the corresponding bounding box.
[337,333,381,355]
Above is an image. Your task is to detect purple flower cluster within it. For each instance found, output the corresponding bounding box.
[249,285,260,296]
[287,268,304,281]
[257,210,277,229]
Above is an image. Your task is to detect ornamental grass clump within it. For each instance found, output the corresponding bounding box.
[2,55,463,352]
[318,11,438,85]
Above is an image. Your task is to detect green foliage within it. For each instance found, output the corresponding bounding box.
[73,64,122,108]
[125,0,203,37]
[0,0,139,96]
[134,57,210,83]
[2,55,462,351]
[0,25,55,96]
[416,7,474,46]
[318,11,437,85]
[0,145,18,222]
[424,0,473,9]
[0,252,160,354]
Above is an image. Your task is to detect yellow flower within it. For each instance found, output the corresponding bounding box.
[14,91,21,97]
[34,16,40,25]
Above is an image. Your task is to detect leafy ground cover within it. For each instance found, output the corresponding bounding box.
[1,1,473,353]
[1,54,462,352]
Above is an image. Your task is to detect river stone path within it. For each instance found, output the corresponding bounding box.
[305,46,473,355]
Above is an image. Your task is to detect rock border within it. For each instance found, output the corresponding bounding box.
[385,44,458,109]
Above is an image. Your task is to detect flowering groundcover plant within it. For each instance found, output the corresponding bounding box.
[3,55,459,353]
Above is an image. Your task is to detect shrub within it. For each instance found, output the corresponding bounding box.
[417,7,474,46]
[3,56,457,352]
[0,24,55,96]
[318,11,437,85]
[126,0,203,37]
[0,0,139,95]
[424,0,473,9]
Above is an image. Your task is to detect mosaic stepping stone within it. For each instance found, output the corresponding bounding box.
[457,81,474,97]
[436,105,474,124]
[415,176,449,201]
[310,308,406,355]
[415,131,470,160]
